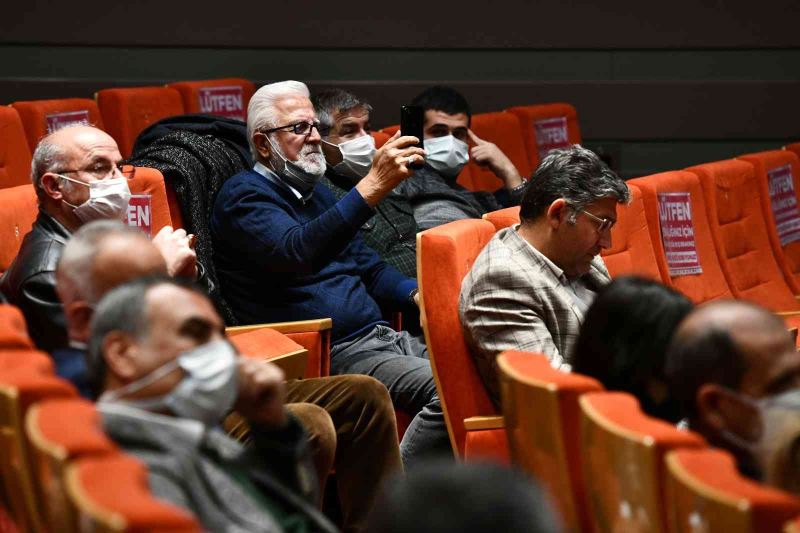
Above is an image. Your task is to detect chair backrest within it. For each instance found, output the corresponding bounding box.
[665,448,800,533]
[370,130,390,149]
[0,184,39,275]
[688,159,800,310]
[228,326,309,380]
[579,391,706,533]
[66,454,201,532]
[417,218,498,457]
[498,350,603,533]
[785,142,800,161]
[96,86,184,158]
[628,171,734,304]
[167,78,255,121]
[0,106,33,190]
[11,98,105,152]
[26,398,118,533]
[467,111,532,192]
[128,166,177,235]
[0,304,35,350]
[482,205,520,232]
[506,103,581,172]
[737,150,800,294]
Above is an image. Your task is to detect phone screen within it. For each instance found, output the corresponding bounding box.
[400,105,425,169]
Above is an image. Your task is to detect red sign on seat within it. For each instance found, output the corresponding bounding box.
[198,86,245,121]
[658,192,702,276]
[127,195,152,236]
[534,117,569,159]
[768,164,800,246]
[46,110,90,133]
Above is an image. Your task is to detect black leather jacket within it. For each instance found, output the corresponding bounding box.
[0,211,70,352]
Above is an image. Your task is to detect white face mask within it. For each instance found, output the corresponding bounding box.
[99,339,239,426]
[59,175,131,223]
[423,135,469,179]
[267,136,326,195]
[324,134,376,182]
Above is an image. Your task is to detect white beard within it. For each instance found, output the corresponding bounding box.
[293,145,326,177]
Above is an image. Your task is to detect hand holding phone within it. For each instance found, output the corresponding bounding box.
[400,105,425,170]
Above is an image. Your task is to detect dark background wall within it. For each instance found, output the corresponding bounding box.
[2,0,799,178]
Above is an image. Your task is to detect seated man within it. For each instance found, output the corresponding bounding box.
[314,88,418,278]
[88,276,338,532]
[665,300,800,489]
[0,125,196,353]
[459,145,629,404]
[394,85,527,231]
[57,220,403,532]
[211,81,450,468]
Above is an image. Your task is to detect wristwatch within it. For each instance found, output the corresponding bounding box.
[511,178,529,194]
[409,288,420,303]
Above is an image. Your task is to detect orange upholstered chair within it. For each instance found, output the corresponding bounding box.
[167,78,255,122]
[665,448,800,533]
[96,86,184,158]
[228,325,310,381]
[737,150,800,291]
[370,130,390,149]
[26,398,118,532]
[786,142,800,161]
[417,218,507,461]
[0,184,39,276]
[466,111,532,192]
[482,205,520,232]
[127,166,178,235]
[11,98,105,152]
[579,391,706,533]
[688,159,800,310]
[629,171,734,304]
[66,454,201,532]
[0,304,35,350]
[0,106,33,190]
[506,103,581,172]
[498,350,603,532]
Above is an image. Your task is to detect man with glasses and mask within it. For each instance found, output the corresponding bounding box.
[394,85,527,231]
[459,145,629,405]
[0,125,196,354]
[313,88,418,278]
[212,81,452,468]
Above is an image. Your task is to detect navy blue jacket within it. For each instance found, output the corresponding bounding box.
[211,169,417,343]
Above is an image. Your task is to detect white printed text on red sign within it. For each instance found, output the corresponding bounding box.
[534,117,569,159]
[46,110,90,133]
[127,195,152,236]
[768,164,800,246]
[658,192,703,276]
[198,86,244,121]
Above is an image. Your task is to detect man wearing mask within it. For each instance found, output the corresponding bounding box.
[314,88,418,278]
[212,81,451,468]
[395,85,527,231]
[0,125,196,353]
[89,276,339,532]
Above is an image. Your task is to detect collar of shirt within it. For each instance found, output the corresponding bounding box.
[253,162,313,203]
[515,224,568,283]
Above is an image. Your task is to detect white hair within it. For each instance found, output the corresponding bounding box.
[31,133,68,193]
[247,80,310,160]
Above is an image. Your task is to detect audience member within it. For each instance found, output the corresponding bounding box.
[460,145,629,404]
[0,125,196,353]
[394,85,527,231]
[89,276,339,532]
[58,220,403,532]
[365,460,562,533]
[314,88,418,277]
[572,276,692,423]
[666,300,800,485]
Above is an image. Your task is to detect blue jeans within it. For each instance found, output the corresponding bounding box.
[330,325,451,469]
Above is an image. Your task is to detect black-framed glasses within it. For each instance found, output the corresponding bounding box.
[54,162,134,180]
[580,209,615,233]
[261,121,329,137]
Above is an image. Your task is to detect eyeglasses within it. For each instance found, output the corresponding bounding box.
[54,162,135,181]
[580,209,615,233]
[261,121,330,137]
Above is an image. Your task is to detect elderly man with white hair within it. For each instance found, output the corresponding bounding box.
[211,81,451,467]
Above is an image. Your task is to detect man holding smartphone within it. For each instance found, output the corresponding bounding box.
[395,85,528,231]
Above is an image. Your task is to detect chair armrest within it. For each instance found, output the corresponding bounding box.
[266,350,309,381]
[226,318,332,336]
[464,415,504,431]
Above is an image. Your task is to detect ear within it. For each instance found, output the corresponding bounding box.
[252,132,272,160]
[63,300,93,344]
[545,198,569,229]
[39,173,64,201]
[697,383,762,440]
[696,383,728,432]
[102,331,140,382]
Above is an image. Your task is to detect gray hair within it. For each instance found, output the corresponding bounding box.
[519,144,630,223]
[311,88,372,132]
[31,133,69,193]
[56,220,147,306]
[247,80,310,159]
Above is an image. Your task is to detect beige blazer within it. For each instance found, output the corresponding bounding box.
[459,226,611,404]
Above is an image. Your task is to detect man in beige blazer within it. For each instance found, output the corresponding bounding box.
[459,145,629,405]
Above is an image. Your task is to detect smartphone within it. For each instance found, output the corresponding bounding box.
[400,105,425,169]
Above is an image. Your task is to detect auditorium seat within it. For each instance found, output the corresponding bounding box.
[506,103,581,172]
[228,326,309,381]
[665,448,800,532]
[26,398,118,532]
[127,166,178,235]
[737,150,800,291]
[579,391,705,533]
[66,454,201,532]
[0,106,33,190]
[482,205,520,232]
[786,142,800,161]
[11,98,104,152]
[0,184,39,276]
[167,78,255,121]
[417,218,508,462]
[370,130,390,148]
[497,350,602,532]
[467,111,532,192]
[628,171,735,304]
[0,304,35,350]
[96,86,184,158]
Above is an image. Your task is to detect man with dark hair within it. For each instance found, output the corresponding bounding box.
[665,300,800,481]
[394,85,527,231]
[313,88,418,277]
[459,145,629,404]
